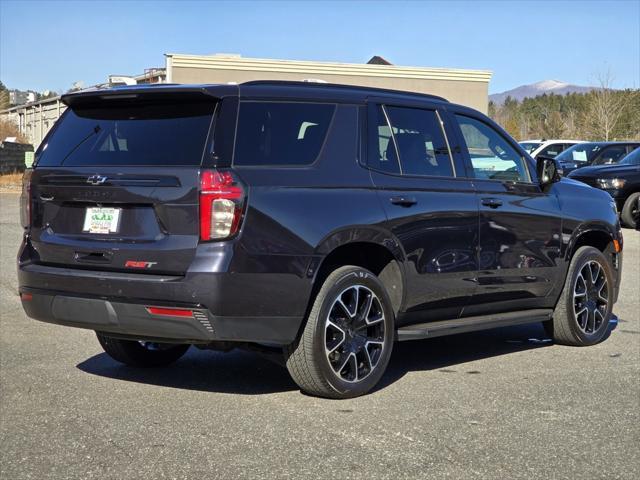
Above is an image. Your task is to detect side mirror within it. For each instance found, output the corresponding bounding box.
[536,155,562,187]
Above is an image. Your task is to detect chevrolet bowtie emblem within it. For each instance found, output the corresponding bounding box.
[86,175,108,185]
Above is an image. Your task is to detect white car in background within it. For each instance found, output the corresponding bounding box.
[519,139,585,159]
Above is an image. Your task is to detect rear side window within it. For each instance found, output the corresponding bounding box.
[455,114,529,182]
[234,102,335,166]
[370,105,400,174]
[370,105,454,177]
[37,102,215,166]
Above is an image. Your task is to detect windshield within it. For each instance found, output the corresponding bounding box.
[619,147,640,165]
[36,101,215,167]
[556,143,603,164]
[519,142,541,154]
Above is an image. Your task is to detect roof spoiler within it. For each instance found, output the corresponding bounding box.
[61,84,234,108]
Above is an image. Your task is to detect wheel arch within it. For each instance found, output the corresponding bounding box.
[309,227,406,317]
[556,221,622,308]
[566,223,617,260]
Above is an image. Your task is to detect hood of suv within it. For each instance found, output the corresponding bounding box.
[568,164,639,179]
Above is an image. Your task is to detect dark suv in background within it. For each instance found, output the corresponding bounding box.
[556,141,640,175]
[18,82,623,398]
[568,147,640,228]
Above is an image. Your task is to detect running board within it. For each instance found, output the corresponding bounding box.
[396,309,554,341]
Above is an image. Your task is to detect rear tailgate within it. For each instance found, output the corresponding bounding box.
[30,167,200,274]
[27,89,218,275]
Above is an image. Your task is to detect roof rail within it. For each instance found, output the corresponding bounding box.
[240,80,449,103]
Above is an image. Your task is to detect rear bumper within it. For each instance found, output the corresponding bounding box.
[20,287,301,345]
[18,234,312,345]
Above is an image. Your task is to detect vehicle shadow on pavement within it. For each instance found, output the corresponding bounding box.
[77,321,616,396]
[373,323,555,393]
[77,348,299,395]
[375,320,616,393]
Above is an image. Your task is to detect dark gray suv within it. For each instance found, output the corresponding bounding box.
[18,81,623,398]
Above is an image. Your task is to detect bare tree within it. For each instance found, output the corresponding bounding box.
[563,107,579,138]
[582,70,629,140]
[540,111,567,138]
[535,100,567,138]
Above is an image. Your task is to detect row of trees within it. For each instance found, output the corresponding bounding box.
[489,77,640,142]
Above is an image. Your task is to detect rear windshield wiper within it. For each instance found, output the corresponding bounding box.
[60,125,101,166]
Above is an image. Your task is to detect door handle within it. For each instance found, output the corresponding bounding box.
[481,197,503,208]
[390,196,417,207]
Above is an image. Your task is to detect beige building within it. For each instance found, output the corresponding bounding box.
[167,54,492,113]
[2,97,65,147]
[1,54,492,148]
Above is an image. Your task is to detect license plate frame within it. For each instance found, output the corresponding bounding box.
[82,207,121,234]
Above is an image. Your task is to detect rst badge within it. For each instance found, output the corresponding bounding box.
[125,260,158,269]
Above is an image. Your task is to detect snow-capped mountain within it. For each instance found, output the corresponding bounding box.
[490,80,595,104]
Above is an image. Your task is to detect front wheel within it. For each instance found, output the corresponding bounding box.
[285,266,395,399]
[547,246,614,346]
[620,192,640,229]
[96,333,190,367]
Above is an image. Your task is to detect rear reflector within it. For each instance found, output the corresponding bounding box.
[20,169,33,229]
[20,293,33,301]
[146,307,194,318]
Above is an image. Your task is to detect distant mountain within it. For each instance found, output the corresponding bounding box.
[490,80,596,104]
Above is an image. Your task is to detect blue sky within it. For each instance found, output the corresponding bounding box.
[1,0,638,94]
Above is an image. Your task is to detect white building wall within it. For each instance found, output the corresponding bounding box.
[1,98,66,148]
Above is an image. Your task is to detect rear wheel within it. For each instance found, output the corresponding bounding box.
[548,246,614,346]
[285,266,394,399]
[96,333,190,367]
[620,192,640,228]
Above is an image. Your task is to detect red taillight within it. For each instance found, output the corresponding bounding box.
[146,307,194,318]
[20,293,33,301]
[199,170,245,241]
[20,169,33,229]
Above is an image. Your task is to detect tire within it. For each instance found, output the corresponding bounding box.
[548,246,614,346]
[620,192,640,229]
[285,266,395,399]
[96,333,190,367]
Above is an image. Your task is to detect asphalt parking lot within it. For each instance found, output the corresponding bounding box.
[0,190,638,480]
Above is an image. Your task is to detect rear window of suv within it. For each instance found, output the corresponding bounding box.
[36,101,215,167]
[234,102,335,166]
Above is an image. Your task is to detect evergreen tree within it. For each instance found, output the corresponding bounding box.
[0,82,10,110]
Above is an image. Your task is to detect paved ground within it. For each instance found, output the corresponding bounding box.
[1,191,638,479]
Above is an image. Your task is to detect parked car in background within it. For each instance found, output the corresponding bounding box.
[568,147,640,228]
[519,139,584,159]
[556,141,640,175]
[17,81,624,399]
